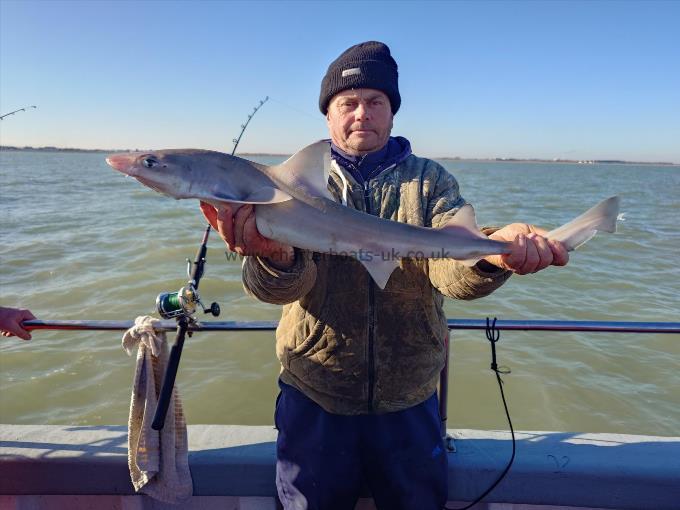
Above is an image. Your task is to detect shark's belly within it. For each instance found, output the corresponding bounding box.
[255,199,461,258]
[255,200,365,254]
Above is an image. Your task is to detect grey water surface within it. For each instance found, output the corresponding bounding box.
[1,150,678,435]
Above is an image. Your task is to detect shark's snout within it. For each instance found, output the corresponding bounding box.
[106,154,135,174]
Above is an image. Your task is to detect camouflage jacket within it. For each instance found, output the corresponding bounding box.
[242,152,511,414]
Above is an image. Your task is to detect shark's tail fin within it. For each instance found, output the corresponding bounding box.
[547,196,621,251]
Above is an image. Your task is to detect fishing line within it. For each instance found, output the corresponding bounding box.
[268,97,326,123]
[444,317,516,510]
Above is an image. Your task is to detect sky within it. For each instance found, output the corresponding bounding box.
[1,0,679,162]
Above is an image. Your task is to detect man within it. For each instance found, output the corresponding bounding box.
[201,41,568,510]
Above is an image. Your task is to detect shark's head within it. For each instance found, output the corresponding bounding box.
[106,150,196,198]
[107,148,297,205]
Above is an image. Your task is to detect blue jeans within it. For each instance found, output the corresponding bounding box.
[275,380,447,510]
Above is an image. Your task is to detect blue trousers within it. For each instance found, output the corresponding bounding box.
[275,380,448,510]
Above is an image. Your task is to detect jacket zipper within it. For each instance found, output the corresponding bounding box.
[363,177,376,414]
[343,156,389,414]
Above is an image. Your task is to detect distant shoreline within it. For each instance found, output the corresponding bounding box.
[0,145,294,157]
[1,145,677,167]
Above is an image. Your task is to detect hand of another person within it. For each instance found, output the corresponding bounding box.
[482,223,569,274]
[0,307,37,341]
[199,202,295,269]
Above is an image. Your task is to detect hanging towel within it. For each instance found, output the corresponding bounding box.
[122,315,193,503]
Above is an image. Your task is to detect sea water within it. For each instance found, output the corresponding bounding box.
[1,150,678,435]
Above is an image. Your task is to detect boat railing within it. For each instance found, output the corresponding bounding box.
[22,318,680,449]
[22,318,680,334]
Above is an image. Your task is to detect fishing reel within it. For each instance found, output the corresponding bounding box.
[156,284,220,319]
[154,229,221,320]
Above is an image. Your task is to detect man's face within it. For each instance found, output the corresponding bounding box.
[326,88,393,156]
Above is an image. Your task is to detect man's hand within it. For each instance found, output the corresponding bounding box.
[0,307,36,341]
[482,223,569,274]
[199,202,295,270]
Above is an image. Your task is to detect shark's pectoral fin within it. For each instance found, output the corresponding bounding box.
[210,186,293,205]
[244,187,294,204]
[268,140,333,200]
[360,258,400,290]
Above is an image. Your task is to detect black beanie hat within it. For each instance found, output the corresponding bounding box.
[319,41,400,115]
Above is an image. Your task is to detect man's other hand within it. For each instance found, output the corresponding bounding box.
[483,223,569,274]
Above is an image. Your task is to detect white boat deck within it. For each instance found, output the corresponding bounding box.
[0,425,678,509]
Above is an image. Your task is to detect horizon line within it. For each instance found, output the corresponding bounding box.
[1,145,678,167]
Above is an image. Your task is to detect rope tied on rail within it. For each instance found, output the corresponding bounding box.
[122,316,192,503]
[486,317,511,377]
[445,318,516,510]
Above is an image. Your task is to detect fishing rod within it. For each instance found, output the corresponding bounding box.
[0,105,37,120]
[231,96,268,156]
[149,96,270,430]
[151,225,220,430]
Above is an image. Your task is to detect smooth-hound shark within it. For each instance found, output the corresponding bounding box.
[106,141,619,288]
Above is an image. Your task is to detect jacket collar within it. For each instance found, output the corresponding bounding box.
[328,136,412,182]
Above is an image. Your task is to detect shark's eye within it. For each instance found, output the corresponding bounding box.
[142,157,158,168]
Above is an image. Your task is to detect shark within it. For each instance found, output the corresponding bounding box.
[106,141,619,288]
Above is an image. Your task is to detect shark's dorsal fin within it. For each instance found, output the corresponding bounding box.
[438,204,487,240]
[438,204,490,267]
[268,140,333,200]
